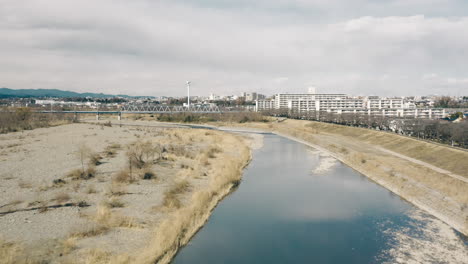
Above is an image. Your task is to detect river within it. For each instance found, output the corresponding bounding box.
[173,133,467,263]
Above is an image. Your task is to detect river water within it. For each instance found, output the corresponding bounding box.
[173,134,466,263]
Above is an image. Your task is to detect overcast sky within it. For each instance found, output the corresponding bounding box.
[1,0,467,97]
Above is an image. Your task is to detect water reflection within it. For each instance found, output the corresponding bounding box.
[173,135,415,264]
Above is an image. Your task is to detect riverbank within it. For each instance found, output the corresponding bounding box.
[214,119,468,236]
[0,122,253,263]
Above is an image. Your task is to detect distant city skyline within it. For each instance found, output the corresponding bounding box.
[1,1,468,97]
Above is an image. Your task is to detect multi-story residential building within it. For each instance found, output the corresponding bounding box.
[274,93,348,109]
[255,91,445,119]
[256,99,275,111]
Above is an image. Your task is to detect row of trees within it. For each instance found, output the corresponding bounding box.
[264,109,468,149]
[434,96,468,108]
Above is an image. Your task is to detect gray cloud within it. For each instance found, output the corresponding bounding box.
[0,0,467,96]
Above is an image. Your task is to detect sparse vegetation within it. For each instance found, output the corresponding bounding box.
[87,185,98,194]
[113,170,134,184]
[0,108,75,134]
[70,224,110,238]
[53,192,71,203]
[155,112,270,124]
[94,205,136,228]
[0,239,23,264]
[162,180,191,209]
[0,122,251,263]
[105,198,125,208]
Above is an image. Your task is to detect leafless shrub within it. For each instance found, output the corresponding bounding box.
[126,140,157,170]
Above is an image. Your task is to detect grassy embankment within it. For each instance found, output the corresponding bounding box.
[222,119,468,236]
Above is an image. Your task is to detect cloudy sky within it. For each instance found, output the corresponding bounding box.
[1,0,467,96]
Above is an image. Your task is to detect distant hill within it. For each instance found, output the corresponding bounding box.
[0,88,149,98]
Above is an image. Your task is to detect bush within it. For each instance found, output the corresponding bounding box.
[126,140,157,169]
[142,170,155,180]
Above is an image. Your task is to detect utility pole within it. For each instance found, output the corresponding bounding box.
[186,81,191,109]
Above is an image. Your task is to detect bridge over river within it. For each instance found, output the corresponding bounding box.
[38,105,226,120]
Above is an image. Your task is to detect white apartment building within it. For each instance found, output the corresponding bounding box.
[256,92,444,119]
[255,99,275,111]
[274,93,348,109]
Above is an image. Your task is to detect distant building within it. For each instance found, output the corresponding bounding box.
[255,90,446,119]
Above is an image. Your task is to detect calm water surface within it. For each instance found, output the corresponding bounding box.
[173,134,424,263]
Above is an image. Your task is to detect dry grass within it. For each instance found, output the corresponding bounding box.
[82,249,132,264]
[62,237,77,255]
[0,109,74,134]
[206,145,222,159]
[67,166,96,180]
[70,224,110,238]
[17,180,32,189]
[0,126,251,263]
[87,185,98,194]
[105,198,125,208]
[107,183,127,197]
[94,205,136,228]
[105,143,121,158]
[89,153,103,166]
[0,239,23,264]
[302,120,468,177]
[162,180,191,209]
[112,170,134,184]
[53,192,71,203]
[138,137,251,264]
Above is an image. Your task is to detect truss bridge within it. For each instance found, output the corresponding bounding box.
[120,104,222,113]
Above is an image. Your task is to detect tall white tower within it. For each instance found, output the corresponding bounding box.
[186,81,191,108]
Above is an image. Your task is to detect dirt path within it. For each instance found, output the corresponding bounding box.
[376,147,468,184]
